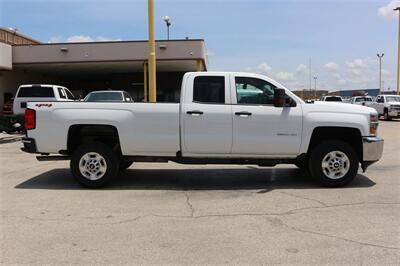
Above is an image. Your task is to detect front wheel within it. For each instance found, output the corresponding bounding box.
[70,142,119,188]
[309,140,359,187]
[384,109,392,121]
[294,158,309,171]
[119,160,134,171]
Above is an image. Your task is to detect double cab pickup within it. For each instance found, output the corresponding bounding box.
[21,72,384,188]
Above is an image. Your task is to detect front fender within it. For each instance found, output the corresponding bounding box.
[300,112,369,154]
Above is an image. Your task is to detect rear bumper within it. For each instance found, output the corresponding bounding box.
[21,137,38,153]
[361,136,384,171]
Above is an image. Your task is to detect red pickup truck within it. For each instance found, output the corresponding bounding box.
[2,98,14,115]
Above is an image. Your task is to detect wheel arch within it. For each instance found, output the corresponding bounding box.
[67,124,121,155]
[307,126,363,162]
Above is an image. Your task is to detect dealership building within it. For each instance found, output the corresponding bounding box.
[0,27,208,105]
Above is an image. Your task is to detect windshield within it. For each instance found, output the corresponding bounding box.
[355,97,372,102]
[325,96,342,102]
[385,96,400,102]
[84,92,123,102]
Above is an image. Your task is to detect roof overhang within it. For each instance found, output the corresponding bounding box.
[14,60,201,76]
[0,43,12,70]
[12,39,208,73]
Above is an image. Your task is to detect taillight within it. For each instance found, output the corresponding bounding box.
[25,108,36,130]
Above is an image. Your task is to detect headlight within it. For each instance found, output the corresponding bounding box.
[370,113,379,136]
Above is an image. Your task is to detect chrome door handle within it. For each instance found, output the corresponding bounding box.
[235,111,252,116]
[187,110,204,115]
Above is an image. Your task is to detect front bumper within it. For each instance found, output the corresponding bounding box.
[388,110,400,117]
[361,136,384,171]
[21,137,38,153]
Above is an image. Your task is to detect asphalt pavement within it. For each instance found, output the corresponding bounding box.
[0,121,399,264]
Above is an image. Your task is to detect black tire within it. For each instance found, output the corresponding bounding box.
[309,140,359,187]
[70,142,119,188]
[384,109,392,121]
[294,158,309,171]
[119,160,134,171]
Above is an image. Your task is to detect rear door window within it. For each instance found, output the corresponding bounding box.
[17,86,55,98]
[58,88,66,99]
[193,76,225,104]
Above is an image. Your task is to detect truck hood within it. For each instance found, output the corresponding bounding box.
[305,101,376,115]
[387,101,400,106]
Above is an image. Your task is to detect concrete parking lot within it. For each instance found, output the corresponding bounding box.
[1,121,399,264]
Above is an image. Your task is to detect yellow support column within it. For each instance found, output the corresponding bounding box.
[196,59,202,72]
[148,0,157,102]
[143,62,148,102]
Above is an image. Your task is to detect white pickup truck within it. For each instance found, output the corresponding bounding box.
[13,84,75,115]
[21,72,384,188]
[367,94,400,120]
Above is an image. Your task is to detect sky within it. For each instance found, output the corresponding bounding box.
[0,0,398,91]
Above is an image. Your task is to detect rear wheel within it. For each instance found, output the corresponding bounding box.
[70,142,119,188]
[309,140,359,187]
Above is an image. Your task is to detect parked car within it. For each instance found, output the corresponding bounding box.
[366,94,400,120]
[2,97,14,115]
[21,72,383,188]
[320,96,343,102]
[83,90,133,102]
[13,84,75,116]
[350,96,373,106]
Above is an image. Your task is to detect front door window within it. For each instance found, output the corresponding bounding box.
[235,77,276,105]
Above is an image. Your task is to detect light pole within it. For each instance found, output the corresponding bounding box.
[162,16,171,40]
[377,53,384,94]
[394,7,400,95]
[313,76,317,99]
[309,58,312,92]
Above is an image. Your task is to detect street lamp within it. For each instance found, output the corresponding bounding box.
[394,7,400,95]
[8,27,18,43]
[313,76,317,99]
[162,16,171,40]
[8,27,18,34]
[377,53,384,94]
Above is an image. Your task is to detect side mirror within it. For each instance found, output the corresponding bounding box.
[273,88,286,107]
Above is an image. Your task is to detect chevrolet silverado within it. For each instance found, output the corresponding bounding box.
[21,72,384,188]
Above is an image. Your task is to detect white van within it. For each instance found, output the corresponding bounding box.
[13,84,75,115]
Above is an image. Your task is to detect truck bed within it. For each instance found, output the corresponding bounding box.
[28,102,181,156]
